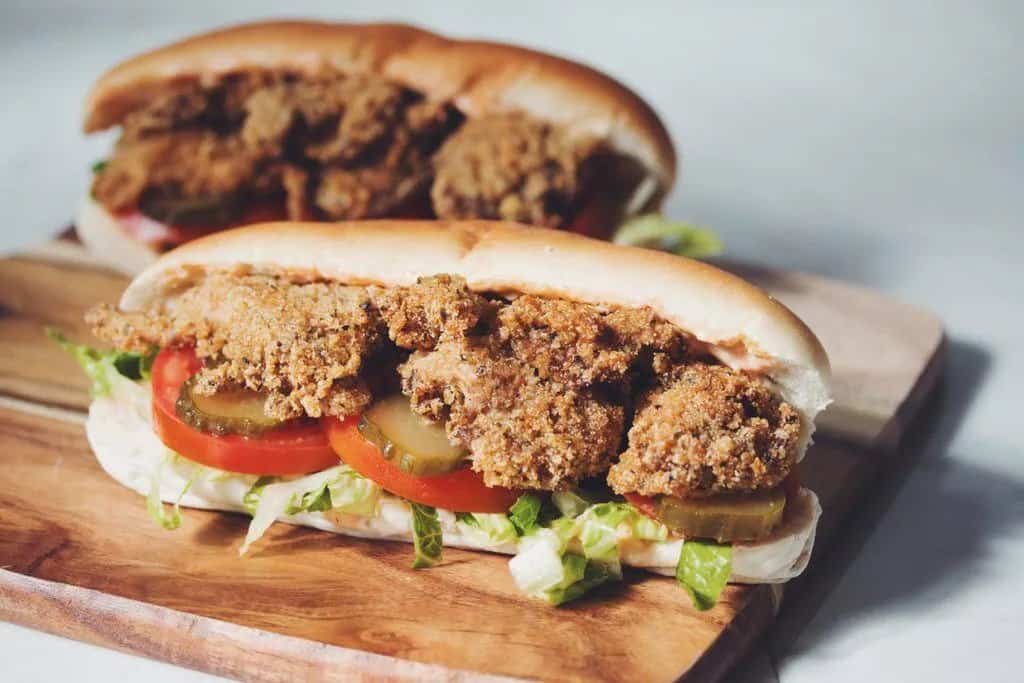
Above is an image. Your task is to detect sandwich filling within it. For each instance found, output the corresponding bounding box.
[76,272,809,608]
[87,273,802,498]
[91,70,606,248]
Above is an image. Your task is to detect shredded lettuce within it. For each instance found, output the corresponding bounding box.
[91,159,108,174]
[508,493,544,536]
[326,469,381,517]
[146,452,195,530]
[410,502,443,568]
[632,512,670,543]
[240,465,380,555]
[242,477,276,515]
[47,327,155,396]
[547,555,618,606]
[551,490,592,518]
[456,511,519,546]
[613,214,723,259]
[508,501,675,606]
[676,539,733,611]
[509,528,571,599]
[575,502,632,562]
[508,527,617,606]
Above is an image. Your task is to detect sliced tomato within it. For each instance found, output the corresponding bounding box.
[117,199,288,250]
[568,193,618,240]
[324,416,520,513]
[624,492,659,521]
[782,465,802,504]
[150,347,338,475]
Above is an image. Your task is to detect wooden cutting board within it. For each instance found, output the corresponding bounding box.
[0,239,944,682]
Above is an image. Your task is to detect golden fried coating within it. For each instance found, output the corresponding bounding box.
[87,273,383,419]
[400,341,624,491]
[607,364,802,498]
[389,279,690,490]
[431,113,597,228]
[92,70,461,221]
[497,295,688,387]
[91,72,599,230]
[87,272,800,496]
[92,131,259,213]
[372,275,495,350]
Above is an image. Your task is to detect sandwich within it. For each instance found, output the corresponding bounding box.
[79,21,675,274]
[57,220,830,609]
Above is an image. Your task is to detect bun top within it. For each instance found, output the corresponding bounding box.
[84,20,676,192]
[121,220,831,452]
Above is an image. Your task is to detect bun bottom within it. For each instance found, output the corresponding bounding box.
[76,197,160,275]
[85,376,821,584]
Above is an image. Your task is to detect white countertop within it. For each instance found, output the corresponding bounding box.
[2,2,1021,681]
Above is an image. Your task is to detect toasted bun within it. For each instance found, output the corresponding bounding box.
[84,21,675,196]
[76,197,161,275]
[120,220,831,454]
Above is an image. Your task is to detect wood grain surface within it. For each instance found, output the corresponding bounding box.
[0,240,944,682]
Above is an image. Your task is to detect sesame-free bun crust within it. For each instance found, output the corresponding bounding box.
[121,220,831,454]
[84,21,675,193]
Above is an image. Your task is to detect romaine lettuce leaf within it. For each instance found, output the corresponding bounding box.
[47,327,156,396]
[327,470,381,516]
[613,214,723,259]
[455,511,518,546]
[410,502,442,568]
[508,493,543,535]
[240,465,380,555]
[508,527,616,605]
[146,452,195,530]
[550,490,592,518]
[242,476,276,515]
[574,502,633,561]
[508,527,569,597]
[546,555,617,606]
[507,499,676,606]
[676,539,733,611]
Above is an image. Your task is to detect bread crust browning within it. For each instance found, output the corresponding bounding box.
[84,21,675,191]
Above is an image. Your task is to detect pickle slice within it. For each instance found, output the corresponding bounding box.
[358,394,468,476]
[139,194,241,227]
[656,488,786,543]
[176,378,282,437]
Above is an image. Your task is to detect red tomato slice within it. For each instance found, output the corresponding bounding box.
[624,492,659,521]
[117,200,288,249]
[568,194,617,240]
[150,347,338,475]
[324,416,520,513]
[782,465,802,504]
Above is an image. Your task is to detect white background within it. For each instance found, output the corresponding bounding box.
[1,2,1022,681]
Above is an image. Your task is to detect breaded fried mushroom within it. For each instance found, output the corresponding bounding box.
[372,275,495,350]
[87,272,384,419]
[607,364,802,498]
[400,340,624,491]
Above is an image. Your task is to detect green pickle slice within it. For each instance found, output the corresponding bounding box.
[358,395,467,476]
[656,488,786,543]
[176,377,282,437]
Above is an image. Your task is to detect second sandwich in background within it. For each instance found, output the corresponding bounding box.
[80,21,675,273]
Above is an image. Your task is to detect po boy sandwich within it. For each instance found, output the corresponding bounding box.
[59,221,829,608]
[80,21,675,274]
